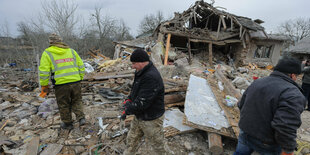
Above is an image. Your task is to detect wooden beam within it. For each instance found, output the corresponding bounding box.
[207,75,240,137]
[216,17,222,39]
[220,15,227,31]
[242,39,247,49]
[164,33,172,65]
[208,133,223,155]
[230,17,234,31]
[88,52,99,59]
[239,26,243,38]
[214,66,241,100]
[189,39,226,46]
[164,93,185,104]
[0,120,8,131]
[209,43,213,66]
[188,38,192,64]
[97,52,109,60]
[241,29,246,40]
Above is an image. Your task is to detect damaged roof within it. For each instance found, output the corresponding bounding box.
[113,35,154,48]
[287,37,310,54]
[164,1,264,32]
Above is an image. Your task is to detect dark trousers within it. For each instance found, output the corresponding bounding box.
[302,82,310,109]
[234,130,281,155]
[55,82,85,124]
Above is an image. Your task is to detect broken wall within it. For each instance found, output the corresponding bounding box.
[247,40,283,65]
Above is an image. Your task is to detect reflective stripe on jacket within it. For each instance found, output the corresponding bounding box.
[39,46,85,86]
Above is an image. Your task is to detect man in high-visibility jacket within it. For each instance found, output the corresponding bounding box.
[39,33,86,130]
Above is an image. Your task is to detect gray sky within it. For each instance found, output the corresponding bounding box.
[0,0,309,37]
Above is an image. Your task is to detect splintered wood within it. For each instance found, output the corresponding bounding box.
[207,74,240,137]
[183,116,235,138]
[164,126,181,137]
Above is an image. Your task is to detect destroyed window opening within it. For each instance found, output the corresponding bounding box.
[253,45,274,59]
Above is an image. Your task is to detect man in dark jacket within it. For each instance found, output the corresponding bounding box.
[302,60,310,110]
[234,57,306,155]
[123,49,166,155]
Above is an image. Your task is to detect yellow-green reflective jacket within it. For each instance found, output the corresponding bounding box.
[39,46,85,86]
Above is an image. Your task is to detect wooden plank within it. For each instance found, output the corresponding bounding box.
[25,136,40,155]
[164,33,172,65]
[161,29,214,41]
[97,53,109,60]
[207,75,240,137]
[242,38,247,49]
[214,67,242,100]
[187,38,192,64]
[41,144,63,155]
[166,102,184,108]
[263,30,269,38]
[230,17,234,31]
[84,72,134,81]
[208,133,223,155]
[241,29,246,40]
[209,43,213,66]
[183,116,235,138]
[165,86,187,93]
[88,52,99,59]
[0,120,9,131]
[164,94,185,104]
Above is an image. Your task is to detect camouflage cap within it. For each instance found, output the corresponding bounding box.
[48,33,63,44]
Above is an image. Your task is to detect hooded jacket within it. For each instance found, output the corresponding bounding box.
[127,61,165,121]
[39,46,85,86]
[238,71,306,152]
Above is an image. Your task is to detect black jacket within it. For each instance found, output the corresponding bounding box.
[238,71,306,152]
[127,61,165,121]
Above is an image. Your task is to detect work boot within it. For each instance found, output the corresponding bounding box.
[79,118,86,126]
[60,122,73,130]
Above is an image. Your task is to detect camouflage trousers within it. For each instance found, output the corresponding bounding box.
[124,115,167,155]
[54,82,85,124]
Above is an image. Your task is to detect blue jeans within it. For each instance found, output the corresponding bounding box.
[234,130,281,155]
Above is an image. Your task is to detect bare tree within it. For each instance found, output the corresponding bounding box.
[0,20,10,37]
[138,11,165,35]
[115,19,133,41]
[41,0,78,40]
[91,7,117,40]
[89,7,133,57]
[278,17,310,42]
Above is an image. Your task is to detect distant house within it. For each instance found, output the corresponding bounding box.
[285,37,310,60]
[114,1,290,66]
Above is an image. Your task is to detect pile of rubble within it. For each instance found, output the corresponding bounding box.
[1,47,310,154]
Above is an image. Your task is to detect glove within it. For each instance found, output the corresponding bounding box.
[120,99,132,120]
[122,99,132,106]
[42,86,49,93]
[281,151,293,155]
[39,86,49,98]
[120,110,127,120]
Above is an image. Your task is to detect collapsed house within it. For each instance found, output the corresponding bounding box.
[114,1,289,67]
[285,37,310,60]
